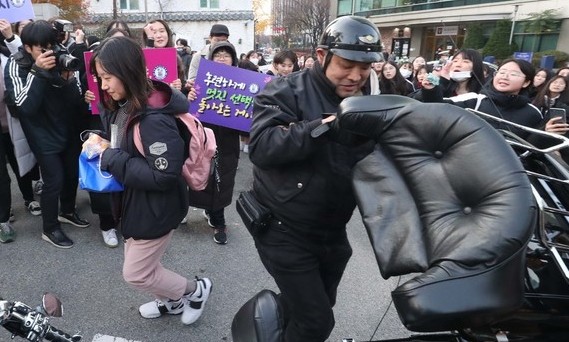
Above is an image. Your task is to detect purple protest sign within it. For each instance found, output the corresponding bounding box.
[0,0,35,23]
[189,58,274,132]
[84,48,178,114]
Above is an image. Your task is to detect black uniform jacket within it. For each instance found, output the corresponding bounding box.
[100,81,189,240]
[249,62,374,232]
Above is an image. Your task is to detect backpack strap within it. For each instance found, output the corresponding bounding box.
[133,123,145,156]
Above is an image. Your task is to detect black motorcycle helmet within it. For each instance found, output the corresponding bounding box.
[318,16,382,65]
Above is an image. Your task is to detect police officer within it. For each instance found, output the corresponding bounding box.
[248,16,382,341]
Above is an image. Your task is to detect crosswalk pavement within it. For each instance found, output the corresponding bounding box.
[92,334,141,342]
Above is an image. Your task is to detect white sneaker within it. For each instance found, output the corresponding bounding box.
[202,210,214,228]
[26,201,42,216]
[181,277,212,325]
[139,298,185,319]
[180,208,189,225]
[102,229,119,248]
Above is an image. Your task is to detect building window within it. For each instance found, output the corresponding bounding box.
[200,0,220,8]
[338,0,353,15]
[120,0,139,10]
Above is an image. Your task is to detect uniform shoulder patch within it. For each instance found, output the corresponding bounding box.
[149,142,167,156]
[154,157,168,170]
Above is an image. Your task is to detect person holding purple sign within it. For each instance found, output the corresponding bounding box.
[186,41,241,245]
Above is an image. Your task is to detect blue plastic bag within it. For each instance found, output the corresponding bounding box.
[78,151,124,193]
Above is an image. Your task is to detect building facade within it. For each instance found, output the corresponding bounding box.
[330,0,569,61]
[74,0,254,56]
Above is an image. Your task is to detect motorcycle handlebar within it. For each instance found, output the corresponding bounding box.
[44,326,82,342]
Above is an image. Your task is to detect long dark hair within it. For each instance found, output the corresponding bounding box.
[89,36,152,114]
[532,75,569,109]
[379,61,411,95]
[105,19,132,36]
[447,49,485,95]
[143,19,174,47]
[529,67,553,98]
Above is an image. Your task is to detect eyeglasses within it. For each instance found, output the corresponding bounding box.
[496,70,525,79]
[213,52,232,59]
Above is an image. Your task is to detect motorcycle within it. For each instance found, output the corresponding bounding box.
[231,95,569,342]
[1,292,82,342]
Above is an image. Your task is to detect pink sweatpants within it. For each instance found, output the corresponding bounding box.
[123,230,187,301]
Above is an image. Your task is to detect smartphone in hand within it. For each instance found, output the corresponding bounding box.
[549,108,566,123]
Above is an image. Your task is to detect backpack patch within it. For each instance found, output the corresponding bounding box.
[133,113,218,191]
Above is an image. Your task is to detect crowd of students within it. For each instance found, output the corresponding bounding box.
[2,13,569,338]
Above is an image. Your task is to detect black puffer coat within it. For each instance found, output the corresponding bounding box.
[100,81,189,240]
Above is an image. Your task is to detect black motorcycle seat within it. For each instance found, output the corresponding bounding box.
[339,95,537,332]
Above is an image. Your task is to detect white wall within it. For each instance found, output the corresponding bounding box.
[85,0,255,56]
[32,3,60,20]
[89,0,252,13]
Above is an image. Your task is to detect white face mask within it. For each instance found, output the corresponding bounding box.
[450,71,471,82]
[250,58,259,65]
[400,69,412,78]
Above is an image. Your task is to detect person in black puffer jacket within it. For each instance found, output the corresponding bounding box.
[91,36,212,326]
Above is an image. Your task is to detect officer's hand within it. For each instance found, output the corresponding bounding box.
[322,115,336,125]
[35,50,56,70]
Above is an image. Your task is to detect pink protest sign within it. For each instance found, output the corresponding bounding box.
[84,48,178,114]
[188,58,274,132]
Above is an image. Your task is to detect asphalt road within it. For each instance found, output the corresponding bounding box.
[1,151,411,342]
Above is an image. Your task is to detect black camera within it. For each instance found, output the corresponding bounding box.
[42,44,80,71]
[53,19,73,43]
[48,19,79,71]
[53,44,79,71]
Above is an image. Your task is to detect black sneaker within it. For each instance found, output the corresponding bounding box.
[213,227,227,245]
[58,212,90,228]
[42,229,74,249]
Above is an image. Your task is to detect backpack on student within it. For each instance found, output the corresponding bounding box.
[133,113,218,191]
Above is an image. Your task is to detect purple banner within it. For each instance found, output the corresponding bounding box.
[189,58,274,132]
[1,0,35,23]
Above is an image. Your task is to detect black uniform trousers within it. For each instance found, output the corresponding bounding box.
[254,219,352,342]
